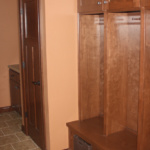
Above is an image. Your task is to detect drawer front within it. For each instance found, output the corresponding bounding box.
[108,0,140,11]
[9,70,17,81]
[9,69,20,84]
[15,73,20,84]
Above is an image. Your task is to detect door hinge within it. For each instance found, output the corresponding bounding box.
[22,61,25,69]
[25,112,28,118]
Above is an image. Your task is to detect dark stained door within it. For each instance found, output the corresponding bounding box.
[21,0,45,149]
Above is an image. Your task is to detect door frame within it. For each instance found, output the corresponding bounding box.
[18,0,50,149]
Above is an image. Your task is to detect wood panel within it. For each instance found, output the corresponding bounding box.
[108,0,140,11]
[142,0,150,7]
[79,15,104,120]
[105,13,140,135]
[133,0,140,7]
[78,0,102,13]
[68,129,74,150]
[126,21,140,132]
[138,8,150,150]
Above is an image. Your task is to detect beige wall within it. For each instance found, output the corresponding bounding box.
[44,0,78,149]
[0,0,20,107]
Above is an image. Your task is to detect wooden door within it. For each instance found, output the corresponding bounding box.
[138,7,150,150]
[21,0,45,149]
[108,0,140,11]
[78,0,103,13]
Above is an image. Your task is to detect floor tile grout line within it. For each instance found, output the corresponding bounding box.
[11,139,39,150]
[3,131,22,136]
[0,143,17,147]
[1,133,21,137]
[4,121,10,127]
[0,126,22,136]
[0,144,10,147]
[1,128,6,136]
[11,144,16,150]
[0,139,34,147]
[0,129,4,136]
[8,114,13,120]
[15,133,21,142]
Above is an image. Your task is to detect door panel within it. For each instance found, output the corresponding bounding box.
[78,0,102,13]
[108,0,140,10]
[24,0,38,38]
[22,0,45,149]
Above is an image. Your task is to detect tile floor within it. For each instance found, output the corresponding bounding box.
[0,111,41,150]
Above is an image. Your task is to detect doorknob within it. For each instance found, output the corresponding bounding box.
[32,81,40,86]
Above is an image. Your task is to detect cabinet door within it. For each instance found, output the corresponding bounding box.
[15,84,21,115]
[10,80,21,114]
[78,0,102,13]
[10,80,17,107]
[108,0,140,10]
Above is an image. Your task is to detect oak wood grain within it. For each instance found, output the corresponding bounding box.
[108,0,140,11]
[78,0,102,13]
[105,12,140,135]
[79,15,104,121]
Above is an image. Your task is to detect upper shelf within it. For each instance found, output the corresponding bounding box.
[67,117,137,150]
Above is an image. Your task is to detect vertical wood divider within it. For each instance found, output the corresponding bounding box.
[104,11,108,136]
[137,7,145,150]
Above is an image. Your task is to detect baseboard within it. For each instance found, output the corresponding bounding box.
[0,106,14,113]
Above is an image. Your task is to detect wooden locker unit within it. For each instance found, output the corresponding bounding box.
[67,1,150,150]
